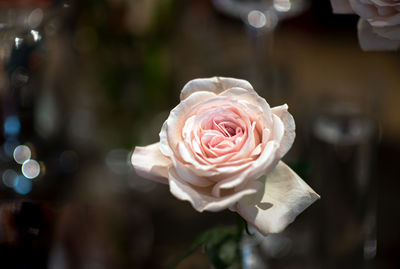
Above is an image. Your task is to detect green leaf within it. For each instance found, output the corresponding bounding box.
[167,213,253,269]
[167,226,240,269]
[218,238,237,265]
[204,228,239,269]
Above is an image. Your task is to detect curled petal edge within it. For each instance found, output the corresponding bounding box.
[271,104,296,159]
[358,18,400,50]
[180,76,255,101]
[168,166,262,212]
[236,161,320,235]
[131,142,170,184]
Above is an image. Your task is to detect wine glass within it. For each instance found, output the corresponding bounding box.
[212,0,310,103]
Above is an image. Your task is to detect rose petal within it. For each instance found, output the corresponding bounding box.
[371,23,400,39]
[131,142,171,184]
[159,121,174,157]
[161,91,217,158]
[220,87,273,127]
[376,6,397,17]
[236,161,320,235]
[370,0,400,7]
[330,0,354,13]
[350,0,378,18]
[271,114,285,146]
[369,12,400,27]
[212,140,280,196]
[358,18,400,50]
[180,77,255,101]
[168,166,262,212]
[175,142,215,187]
[271,104,296,159]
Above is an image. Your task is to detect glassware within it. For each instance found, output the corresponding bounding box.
[212,0,309,104]
[210,2,314,267]
[310,93,378,268]
[0,1,75,199]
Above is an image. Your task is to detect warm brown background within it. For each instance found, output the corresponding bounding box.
[0,0,399,268]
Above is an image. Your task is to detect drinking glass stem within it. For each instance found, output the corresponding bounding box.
[245,19,277,103]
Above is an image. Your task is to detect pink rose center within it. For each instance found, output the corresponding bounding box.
[197,108,248,158]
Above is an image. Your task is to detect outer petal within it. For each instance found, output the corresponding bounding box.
[220,87,273,127]
[330,0,354,13]
[236,161,320,235]
[213,140,280,195]
[131,142,171,184]
[271,104,295,159]
[370,0,400,7]
[180,77,255,101]
[369,13,400,27]
[371,24,400,40]
[161,91,217,157]
[350,0,378,18]
[168,166,262,212]
[358,18,400,50]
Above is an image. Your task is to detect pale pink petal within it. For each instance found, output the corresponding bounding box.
[211,160,253,175]
[330,0,354,13]
[376,6,397,16]
[271,104,296,159]
[251,144,262,156]
[236,162,320,235]
[175,142,216,186]
[159,121,174,157]
[178,140,215,172]
[370,0,400,7]
[174,157,215,187]
[229,121,256,160]
[177,104,254,177]
[358,18,400,50]
[131,142,171,184]
[220,87,273,127]
[181,99,258,167]
[180,77,255,101]
[350,0,378,18]
[261,128,271,144]
[371,23,400,39]
[163,91,216,157]
[168,167,262,212]
[270,114,285,146]
[212,140,280,195]
[369,13,400,27]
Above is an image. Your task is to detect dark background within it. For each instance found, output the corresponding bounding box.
[0,0,399,268]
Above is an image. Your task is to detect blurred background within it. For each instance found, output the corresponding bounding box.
[0,0,399,268]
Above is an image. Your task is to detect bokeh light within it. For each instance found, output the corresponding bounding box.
[22,159,41,179]
[106,149,132,175]
[2,169,18,188]
[4,116,21,136]
[13,175,33,195]
[274,0,291,12]
[13,145,31,164]
[28,8,44,28]
[14,37,24,49]
[30,29,42,42]
[247,10,267,29]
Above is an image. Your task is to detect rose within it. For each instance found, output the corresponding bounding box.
[132,77,319,235]
[331,0,400,51]
[331,0,400,50]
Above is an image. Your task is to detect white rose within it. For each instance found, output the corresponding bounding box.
[132,77,319,235]
[331,0,400,50]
